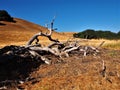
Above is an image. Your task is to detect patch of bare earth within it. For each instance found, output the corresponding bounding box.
[15,49,120,90]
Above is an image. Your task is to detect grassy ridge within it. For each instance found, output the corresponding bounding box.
[76,39,120,50]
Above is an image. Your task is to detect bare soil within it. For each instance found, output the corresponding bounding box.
[0,48,120,90]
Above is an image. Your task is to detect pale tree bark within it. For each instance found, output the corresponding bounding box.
[16,15,100,64]
[26,29,59,46]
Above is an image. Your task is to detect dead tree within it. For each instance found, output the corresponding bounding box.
[26,15,58,46]
[101,60,106,77]
[26,29,59,47]
[0,16,101,65]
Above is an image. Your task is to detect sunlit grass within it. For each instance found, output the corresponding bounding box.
[0,29,120,50]
[1,38,120,50]
[103,40,120,50]
[76,39,120,50]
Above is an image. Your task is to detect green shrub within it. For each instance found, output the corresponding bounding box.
[0,10,15,22]
[74,29,120,40]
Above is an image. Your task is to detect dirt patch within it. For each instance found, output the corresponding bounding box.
[0,47,120,90]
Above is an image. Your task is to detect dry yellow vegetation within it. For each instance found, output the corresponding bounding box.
[0,18,70,47]
[76,39,120,50]
[0,18,120,50]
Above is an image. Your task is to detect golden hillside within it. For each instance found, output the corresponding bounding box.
[1,18,119,50]
[0,18,71,47]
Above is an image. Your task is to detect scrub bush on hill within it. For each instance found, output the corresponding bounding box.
[74,29,120,40]
[0,10,15,22]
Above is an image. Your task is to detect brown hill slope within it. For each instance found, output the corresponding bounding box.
[0,18,70,47]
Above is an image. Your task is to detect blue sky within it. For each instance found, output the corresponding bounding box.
[0,0,120,32]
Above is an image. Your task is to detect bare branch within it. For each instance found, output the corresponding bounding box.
[101,60,106,77]
[29,47,60,57]
[29,50,51,64]
[97,41,105,49]
[26,32,42,46]
[47,42,64,48]
[26,29,59,47]
[83,46,88,56]
[64,46,80,53]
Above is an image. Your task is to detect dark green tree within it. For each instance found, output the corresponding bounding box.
[74,29,120,40]
[117,31,120,38]
[74,29,97,39]
[0,10,14,22]
[117,31,120,35]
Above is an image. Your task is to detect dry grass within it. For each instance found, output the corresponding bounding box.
[24,50,120,90]
[0,19,120,50]
[0,18,70,47]
[75,39,120,50]
[103,40,120,50]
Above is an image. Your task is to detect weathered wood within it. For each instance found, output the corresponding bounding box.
[47,42,64,48]
[26,29,59,46]
[29,50,51,64]
[26,15,58,47]
[26,32,41,46]
[83,46,88,56]
[97,41,105,49]
[0,14,100,66]
[64,46,80,53]
[101,60,106,77]
[29,47,60,57]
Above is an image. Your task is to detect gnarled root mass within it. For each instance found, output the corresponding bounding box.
[0,29,101,89]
